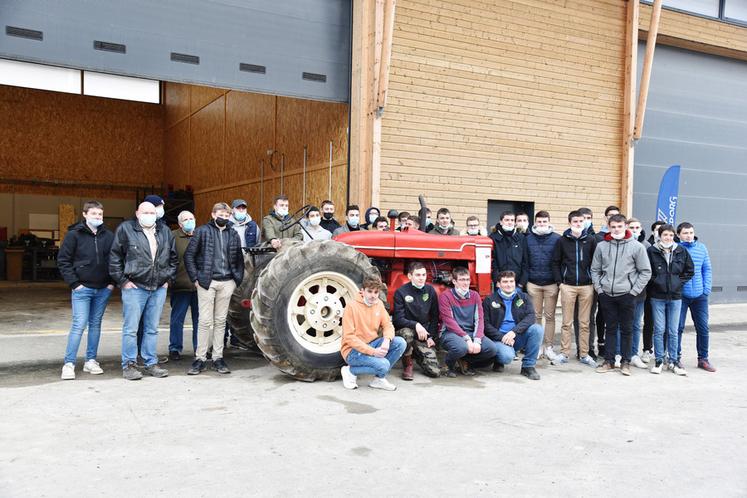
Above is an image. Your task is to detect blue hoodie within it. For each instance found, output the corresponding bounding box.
[680,239,712,298]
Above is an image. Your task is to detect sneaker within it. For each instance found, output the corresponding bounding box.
[168,350,181,361]
[544,346,559,361]
[143,364,169,378]
[588,350,598,361]
[123,362,143,381]
[457,359,476,376]
[82,359,103,375]
[61,362,76,380]
[641,350,652,364]
[340,366,358,389]
[368,377,397,391]
[579,355,597,368]
[513,354,520,362]
[445,367,458,378]
[667,362,675,372]
[551,353,569,365]
[492,361,505,373]
[651,360,663,374]
[630,355,647,369]
[596,362,615,373]
[620,362,631,376]
[673,362,687,376]
[698,359,716,372]
[520,366,540,380]
[187,359,206,375]
[614,354,621,368]
[212,358,231,374]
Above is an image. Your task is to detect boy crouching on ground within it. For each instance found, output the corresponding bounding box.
[340,273,406,391]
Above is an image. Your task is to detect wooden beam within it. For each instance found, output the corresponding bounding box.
[621,0,639,216]
[633,0,662,140]
[376,0,396,111]
[373,0,384,104]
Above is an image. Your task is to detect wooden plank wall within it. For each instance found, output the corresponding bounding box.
[0,84,164,199]
[378,0,627,229]
[163,83,349,224]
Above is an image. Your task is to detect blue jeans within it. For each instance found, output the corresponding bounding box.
[630,299,645,358]
[63,286,112,364]
[345,336,406,378]
[678,294,710,361]
[651,298,682,363]
[441,332,498,369]
[121,286,167,368]
[494,323,543,368]
[169,291,198,353]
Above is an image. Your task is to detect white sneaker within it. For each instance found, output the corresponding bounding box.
[641,351,652,364]
[630,355,647,369]
[551,353,569,365]
[61,362,76,380]
[651,361,663,374]
[673,363,687,376]
[83,359,104,375]
[614,354,621,368]
[340,366,358,389]
[368,377,397,391]
[579,355,597,368]
[544,346,559,361]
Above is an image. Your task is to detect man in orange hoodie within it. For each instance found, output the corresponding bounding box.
[340,273,406,391]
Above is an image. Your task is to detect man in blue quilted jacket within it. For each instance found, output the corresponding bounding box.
[676,222,715,372]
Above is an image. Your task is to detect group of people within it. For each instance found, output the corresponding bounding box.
[340,206,715,391]
[57,194,714,389]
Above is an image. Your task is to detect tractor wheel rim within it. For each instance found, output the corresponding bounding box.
[286,271,358,354]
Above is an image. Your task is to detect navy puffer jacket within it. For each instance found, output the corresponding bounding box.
[526,226,561,286]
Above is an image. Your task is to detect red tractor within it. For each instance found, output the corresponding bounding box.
[227,197,494,381]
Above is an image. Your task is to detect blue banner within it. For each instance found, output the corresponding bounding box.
[656,164,681,225]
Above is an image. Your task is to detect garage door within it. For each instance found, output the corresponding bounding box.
[633,45,747,303]
[0,0,351,102]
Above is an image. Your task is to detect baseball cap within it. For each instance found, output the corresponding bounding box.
[143,194,164,206]
[232,199,248,209]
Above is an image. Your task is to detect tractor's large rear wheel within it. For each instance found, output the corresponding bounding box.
[251,240,376,381]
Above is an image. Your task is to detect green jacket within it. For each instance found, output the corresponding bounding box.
[172,228,196,292]
[262,210,303,242]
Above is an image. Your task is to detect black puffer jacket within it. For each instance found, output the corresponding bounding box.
[184,220,244,290]
[482,289,535,341]
[489,226,529,287]
[551,228,597,286]
[109,219,178,290]
[57,222,115,289]
[646,243,695,300]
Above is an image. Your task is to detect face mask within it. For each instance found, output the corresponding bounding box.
[412,282,425,289]
[86,218,103,229]
[455,287,470,298]
[182,220,196,233]
[499,289,516,300]
[426,217,433,226]
[215,217,229,227]
[467,228,479,236]
[155,206,165,219]
[570,226,583,236]
[583,220,592,229]
[234,211,247,222]
[368,213,378,224]
[611,232,625,240]
[276,208,289,217]
[660,241,674,249]
[631,229,641,238]
[363,295,377,307]
[438,223,450,231]
[500,224,514,233]
[534,225,551,235]
[516,222,529,232]
[323,212,334,220]
[348,216,359,227]
[308,216,321,226]
[138,214,157,228]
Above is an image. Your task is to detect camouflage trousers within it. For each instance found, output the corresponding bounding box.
[395,328,441,377]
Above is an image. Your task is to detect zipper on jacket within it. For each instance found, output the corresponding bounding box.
[575,239,580,286]
[611,242,620,295]
[94,234,99,265]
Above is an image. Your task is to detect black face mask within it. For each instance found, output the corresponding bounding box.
[323,213,334,220]
[215,217,229,227]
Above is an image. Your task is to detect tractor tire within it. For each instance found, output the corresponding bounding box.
[226,250,276,351]
[250,239,377,382]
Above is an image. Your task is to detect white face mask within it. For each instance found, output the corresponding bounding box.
[138,214,157,228]
[276,207,289,217]
[368,213,378,224]
[455,287,470,298]
[611,232,625,240]
[155,206,165,219]
[363,295,378,307]
[467,228,479,236]
[438,223,450,230]
[660,241,674,249]
[348,216,360,227]
[534,225,551,235]
[516,222,529,232]
[500,224,514,232]
[308,216,321,226]
[583,220,592,229]
[570,226,583,236]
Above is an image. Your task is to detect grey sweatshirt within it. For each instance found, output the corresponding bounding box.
[591,233,652,297]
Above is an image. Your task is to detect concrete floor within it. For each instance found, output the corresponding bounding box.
[1,283,746,496]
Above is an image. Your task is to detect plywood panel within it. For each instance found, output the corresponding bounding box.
[164,119,190,189]
[164,82,191,129]
[191,85,227,114]
[275,97,307,174]
[261,176,282,216]
[189,96,225,190]
[225,91,274,181]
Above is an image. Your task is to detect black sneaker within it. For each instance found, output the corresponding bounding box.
[187,359,206,375]
[212,358,231,374]
[169,350,181,361]
[588,350,598,361]
[122,362,142,381]
[457,359,476,376]
[520,367,541,380]
[445,364,458,378]
[492,361,505,373]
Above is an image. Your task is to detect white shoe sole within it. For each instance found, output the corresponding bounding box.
[369,384,396,391]
[83,367,103,375]
[61,373,75,380]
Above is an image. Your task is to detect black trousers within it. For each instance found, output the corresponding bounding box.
[642,296,654,352]
[598,293,635,364]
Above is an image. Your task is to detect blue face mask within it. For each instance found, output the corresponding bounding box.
[86,218,103,228]
[499,289,516,300]
[455,287,470,298]
[182,220,196,233]
[234,211,246,222]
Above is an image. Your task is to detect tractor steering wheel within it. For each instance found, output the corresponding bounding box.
[280,204,312,233]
